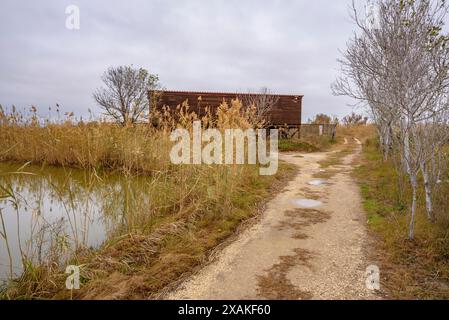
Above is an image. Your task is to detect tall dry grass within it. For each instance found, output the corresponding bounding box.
[0,100,291,299]
[0,106,174,175]
[0,100,263,174]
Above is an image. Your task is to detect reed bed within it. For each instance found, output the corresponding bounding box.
[0,101,292,299]
[0,106,174,175]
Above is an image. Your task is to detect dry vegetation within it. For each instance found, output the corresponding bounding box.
[354,128,449,299]
[0,100,295,299]
[0,106,173,175]
[278,136,334,153]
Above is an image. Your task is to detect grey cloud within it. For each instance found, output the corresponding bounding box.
[1,0,364,120]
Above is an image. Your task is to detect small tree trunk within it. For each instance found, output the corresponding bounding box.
[409,173,418,241]
[420,160,434,223]
[403,123,411,175]
[383,129,391,161]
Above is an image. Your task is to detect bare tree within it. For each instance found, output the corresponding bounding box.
[333,0,449,239]
[240,87,279,126]
[342,112,368,126]
[307,113,339,125]
[93,66,160,125]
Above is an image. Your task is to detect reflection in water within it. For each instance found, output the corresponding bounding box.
[0,163,151,281]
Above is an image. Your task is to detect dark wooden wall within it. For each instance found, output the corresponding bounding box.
[152,91,303,126]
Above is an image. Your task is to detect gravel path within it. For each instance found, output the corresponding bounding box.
[167,143,378,300]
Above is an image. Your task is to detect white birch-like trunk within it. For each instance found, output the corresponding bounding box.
[402,121,411,176]
[420,160,434,222]
[383,125,392,161]
[409,173,418,241]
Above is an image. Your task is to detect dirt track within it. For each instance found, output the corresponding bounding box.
[167,140,378,300]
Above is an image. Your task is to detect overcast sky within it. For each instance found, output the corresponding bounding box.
[0,0,365,121]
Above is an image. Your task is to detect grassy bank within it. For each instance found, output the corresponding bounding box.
[0,101,296,299]
[279,140,320,153]
[278,135,336,153]
[355,138,449,299]
[278,124,375,154]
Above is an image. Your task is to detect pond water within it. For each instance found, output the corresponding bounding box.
[0,163,151,281]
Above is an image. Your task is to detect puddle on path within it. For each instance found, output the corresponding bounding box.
[292,199,323,208]
[307,179,327,186]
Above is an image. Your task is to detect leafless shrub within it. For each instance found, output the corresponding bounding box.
[342,112,368,126]
[93,66,160,126]
[308,113,339,125]
[240,88,279,126]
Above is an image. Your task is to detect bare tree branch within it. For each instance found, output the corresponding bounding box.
[93,66,160,125]
[240,87,279,126]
